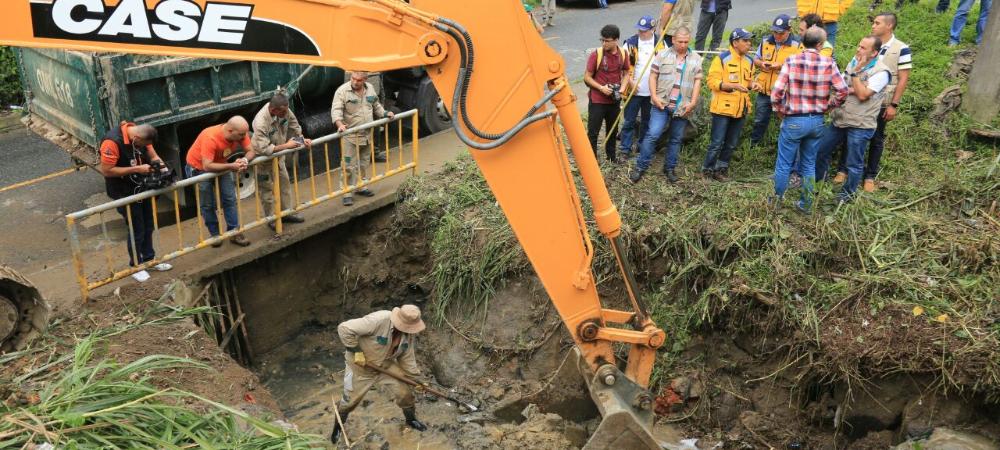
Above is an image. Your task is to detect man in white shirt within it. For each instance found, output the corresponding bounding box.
[619,15,662,160]
[815,35,892,203]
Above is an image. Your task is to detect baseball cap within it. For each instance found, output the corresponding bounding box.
[771,14,792,32]
[636,15,655,31]
[730,28,753,42]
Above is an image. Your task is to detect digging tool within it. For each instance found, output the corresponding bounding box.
[363,363,479,412]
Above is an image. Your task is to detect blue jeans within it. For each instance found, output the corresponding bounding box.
[824,22,839,46]
[938,0,952,12]
[817,125,876,200]
[186,166,239,236]
[750,94,773,145]
[619,95,652,156]
[703,113,747,172]
[950,0,992,44]
[774,115,825,210]
[636,107,689,172]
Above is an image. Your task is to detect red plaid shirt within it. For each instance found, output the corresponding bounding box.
[770,49,848,116]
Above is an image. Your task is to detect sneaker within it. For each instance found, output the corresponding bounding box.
[664,169,678,183]
[356,188,375,197]
[947,40,959,47]
[283,214,305,223]
[795,200,811,215]
[210,238,224,248]
[152,263,172,272]
[131,270,151,282]
[863,179,876,193]
[231,233,251,247]
[343,196,354,206]
[712,169,730,182]
[832,172,847,184]
[702,170,714,179]
[789,173,802,189]
[629,170,643,184]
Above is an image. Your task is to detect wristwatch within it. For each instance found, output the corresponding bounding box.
[890,102,899,108]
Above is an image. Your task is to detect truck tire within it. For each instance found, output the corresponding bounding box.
[417,77,452,134]
[0,266,50,353]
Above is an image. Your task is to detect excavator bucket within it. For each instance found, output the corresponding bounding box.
[0,266,50,353]
[573,349,661,450]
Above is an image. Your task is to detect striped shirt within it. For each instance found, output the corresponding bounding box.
[771,49,849,116]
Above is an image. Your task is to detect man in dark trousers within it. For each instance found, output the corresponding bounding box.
[99,122,173,282]
[694,0,732,54]
[584,24,630,163]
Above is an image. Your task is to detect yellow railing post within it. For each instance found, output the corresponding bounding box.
[272,157,283,234]
[65,216,89,303]
[411,113,420,174]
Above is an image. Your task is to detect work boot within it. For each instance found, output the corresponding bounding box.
[356,188,375,197]
[702,169,714,180]
[664,168,678,183]
[629,170,643,184]
[402,407,427,432]
[863,179,877,192]
[329,411,350,444]
[230,233,251,247]
[283,214,305,223]
[374,153,387,163]
[712,168,730,182]
[832,171,847,184]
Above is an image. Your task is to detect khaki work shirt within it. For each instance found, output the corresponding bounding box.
[331,82,387,145]
[251,104,304,156]
[338,310,420,378]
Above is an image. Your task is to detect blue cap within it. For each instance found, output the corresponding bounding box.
[636,15,655,31]
[771,14,792,32]
[730,28,753,42]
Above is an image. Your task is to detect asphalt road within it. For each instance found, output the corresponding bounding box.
[544,0,798,78]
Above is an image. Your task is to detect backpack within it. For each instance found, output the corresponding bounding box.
[595,45,626,72]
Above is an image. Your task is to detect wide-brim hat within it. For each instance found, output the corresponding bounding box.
[391,305,426,334]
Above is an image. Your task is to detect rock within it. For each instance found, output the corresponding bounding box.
[563,423,588,448]
[900,395,973,440]
[894,427,999,450]
[489,385,505,400]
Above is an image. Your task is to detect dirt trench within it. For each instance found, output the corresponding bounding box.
[191,205,999,449]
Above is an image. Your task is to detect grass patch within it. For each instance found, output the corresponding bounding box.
[396,0,999,399]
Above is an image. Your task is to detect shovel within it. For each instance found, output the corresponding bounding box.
[364,363,480,412]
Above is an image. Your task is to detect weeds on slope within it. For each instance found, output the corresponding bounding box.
[395,1,999,399]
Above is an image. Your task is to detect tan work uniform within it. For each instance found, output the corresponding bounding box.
[337,310,420,413]
[330,82,387,198]
[251,104,304,217]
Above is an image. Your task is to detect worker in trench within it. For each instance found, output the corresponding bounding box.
[330,304,428,444]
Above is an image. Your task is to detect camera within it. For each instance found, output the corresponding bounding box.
[607,83,622,102]
[292,136,305,146]
[135,160,176,191]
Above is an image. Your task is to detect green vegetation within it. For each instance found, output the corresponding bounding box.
[397,0,999,399]
[0,299,322,449]
[0,47,23,107]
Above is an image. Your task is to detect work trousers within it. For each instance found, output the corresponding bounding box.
[342,138,372,198]
[775,114,825,211]
[695,8,729,52]
[637,106,688,172]
[824,22,839,46]
[950,0,992,44]
[257,155,294,217]
[187,167,239,237]
[619,95,651,157]
[339,357,416,414]
[817,125,876,201]
[703,113,747,172]
[750,95,774,146]
[116,199,155,266]
[587,101,621,162]
[538,0,556,25]
[938,0,952,12]
[865,108,890,180]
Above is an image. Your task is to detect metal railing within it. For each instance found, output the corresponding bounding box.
[66,110,420,302]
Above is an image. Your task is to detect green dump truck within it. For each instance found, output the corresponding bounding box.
[15,48,447,177]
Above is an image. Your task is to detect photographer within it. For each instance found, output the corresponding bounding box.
[251,92,311,229]
[99,122,173,282]
[584,24,630,164]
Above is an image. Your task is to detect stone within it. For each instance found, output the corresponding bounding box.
[900,395,973,440]
[894,427,999,450]
[563,423,588,448]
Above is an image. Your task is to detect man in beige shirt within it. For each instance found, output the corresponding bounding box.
[251,92,311,229]
[331,71,394,206]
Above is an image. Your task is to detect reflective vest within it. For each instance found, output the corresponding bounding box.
[754,35,803,95]
[796,0,853,23]
[831,59,891,130]
[707,47,753,118]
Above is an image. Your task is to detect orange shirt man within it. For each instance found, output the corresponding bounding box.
[184,117,253,247]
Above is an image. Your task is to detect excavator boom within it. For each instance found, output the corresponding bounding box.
[0,1,665,447]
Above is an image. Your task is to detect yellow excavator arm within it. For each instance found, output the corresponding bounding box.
[1,1,664,447]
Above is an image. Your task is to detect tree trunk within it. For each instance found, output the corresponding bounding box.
[963,1,1000,123]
